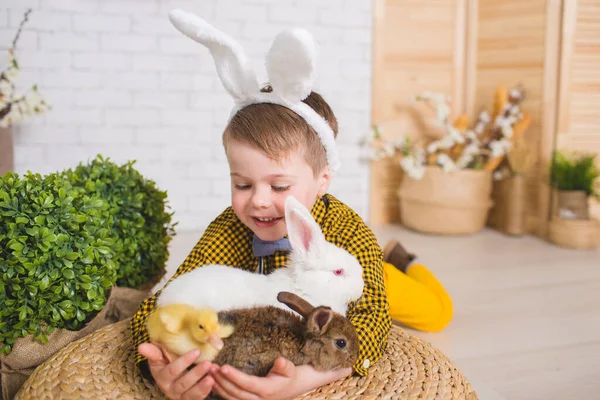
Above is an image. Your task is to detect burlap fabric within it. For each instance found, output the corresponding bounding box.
[1,286,150,400]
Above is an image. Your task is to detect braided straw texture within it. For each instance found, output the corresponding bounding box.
[15,319,477,400]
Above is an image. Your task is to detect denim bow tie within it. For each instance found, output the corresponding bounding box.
[252,235,292,257]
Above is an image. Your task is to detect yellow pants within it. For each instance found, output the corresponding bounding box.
[383,261,453,332]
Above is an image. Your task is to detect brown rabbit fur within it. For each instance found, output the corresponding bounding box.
[213,291,359,377]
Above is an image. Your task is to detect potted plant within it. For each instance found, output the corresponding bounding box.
[0,9,51,176]
[0,156,176,398]
[550,150,600,219]
[362,85,531,235]
[0,171,118,399]
[547,150,600,250]
[63,155,177,293]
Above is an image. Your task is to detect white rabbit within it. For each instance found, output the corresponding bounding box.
[157,196,364,316]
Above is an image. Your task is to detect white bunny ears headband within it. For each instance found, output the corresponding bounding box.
[168,9,341,175]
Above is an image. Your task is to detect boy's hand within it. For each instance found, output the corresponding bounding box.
[138,342,217,400]
[211,357,352,400]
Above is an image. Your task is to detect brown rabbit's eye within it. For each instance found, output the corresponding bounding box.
[335,339,347,349]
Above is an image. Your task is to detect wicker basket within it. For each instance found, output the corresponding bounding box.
[15,319,478,400]
[487,175,528,235]
[370,156,405,224]
[398,166,494,235]
[556,190,589,219]
[548,217,600,250]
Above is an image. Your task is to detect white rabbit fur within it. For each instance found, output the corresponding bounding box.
[157,196,364,316]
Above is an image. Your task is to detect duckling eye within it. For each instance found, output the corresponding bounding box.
[335,339,346,349]
[198,324,204,330]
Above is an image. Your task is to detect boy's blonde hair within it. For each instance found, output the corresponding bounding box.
[223,88,338,176]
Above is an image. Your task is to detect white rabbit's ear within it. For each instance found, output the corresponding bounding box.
[266,28,317,103]
[285,196,322,252]
[169,9,259,102]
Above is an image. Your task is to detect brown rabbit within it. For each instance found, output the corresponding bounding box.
[213,291,359,377]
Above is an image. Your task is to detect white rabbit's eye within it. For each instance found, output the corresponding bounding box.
[335,339,347,348]
[334,269,344,276]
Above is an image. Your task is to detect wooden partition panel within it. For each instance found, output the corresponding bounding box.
[370,0,467,224]
[472,0,562,235]
[556,0,600,219]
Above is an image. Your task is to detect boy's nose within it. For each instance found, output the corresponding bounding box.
[251,188,272,209]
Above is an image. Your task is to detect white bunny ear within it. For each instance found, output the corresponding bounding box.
[266,28,317,102]
[264,28,341,175]
[285,196,323,252]
[168,10,341,175]
[168,9,259,102]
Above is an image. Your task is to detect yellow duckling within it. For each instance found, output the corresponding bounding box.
[146,304,234,363]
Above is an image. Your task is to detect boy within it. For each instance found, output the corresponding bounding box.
[133,89,389,399]
[133,11,452,399]
[133,90,453,400]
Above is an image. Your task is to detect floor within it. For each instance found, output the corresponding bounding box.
[159,225,600,400]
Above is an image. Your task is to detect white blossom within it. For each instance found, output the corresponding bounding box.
[359,127,412,162]
[474,111,489,135]
[501,123,513,138]
[436,153,457,173]
[382,141,396,158]
[489,139,512,158]
[495,116,515,138]
[0,79,13,98]
[465,130,479,143]
[456,143,480,169]
[448,125,465,144]
[413,147,426,167]
[479,110,491,123]
[6,67,18,81]
[0,13,51,128]
[509,88,522,99]
[439,135,455,150]
[427,141,439,154]
[427,135,455,154]
[400,155,425,180]
[435,103,451,125]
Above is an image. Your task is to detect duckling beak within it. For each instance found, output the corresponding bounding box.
[208,333,224,350]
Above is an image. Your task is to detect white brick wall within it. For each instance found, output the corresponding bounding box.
[2,0,373,231]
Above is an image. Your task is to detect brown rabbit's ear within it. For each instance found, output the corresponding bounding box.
[277,291,315,318]
[307,307,333,335]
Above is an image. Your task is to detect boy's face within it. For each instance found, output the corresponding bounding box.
[226,140,331,241]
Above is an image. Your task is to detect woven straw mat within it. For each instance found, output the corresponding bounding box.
[15,319,477,400]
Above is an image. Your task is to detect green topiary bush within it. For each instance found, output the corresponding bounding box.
[63,155,176,288]
[0,172,119,354]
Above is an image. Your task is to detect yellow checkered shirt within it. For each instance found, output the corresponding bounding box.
[130,194,392,376]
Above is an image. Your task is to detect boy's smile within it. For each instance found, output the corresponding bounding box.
[226,140,331,241]
[252,216,283,228]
